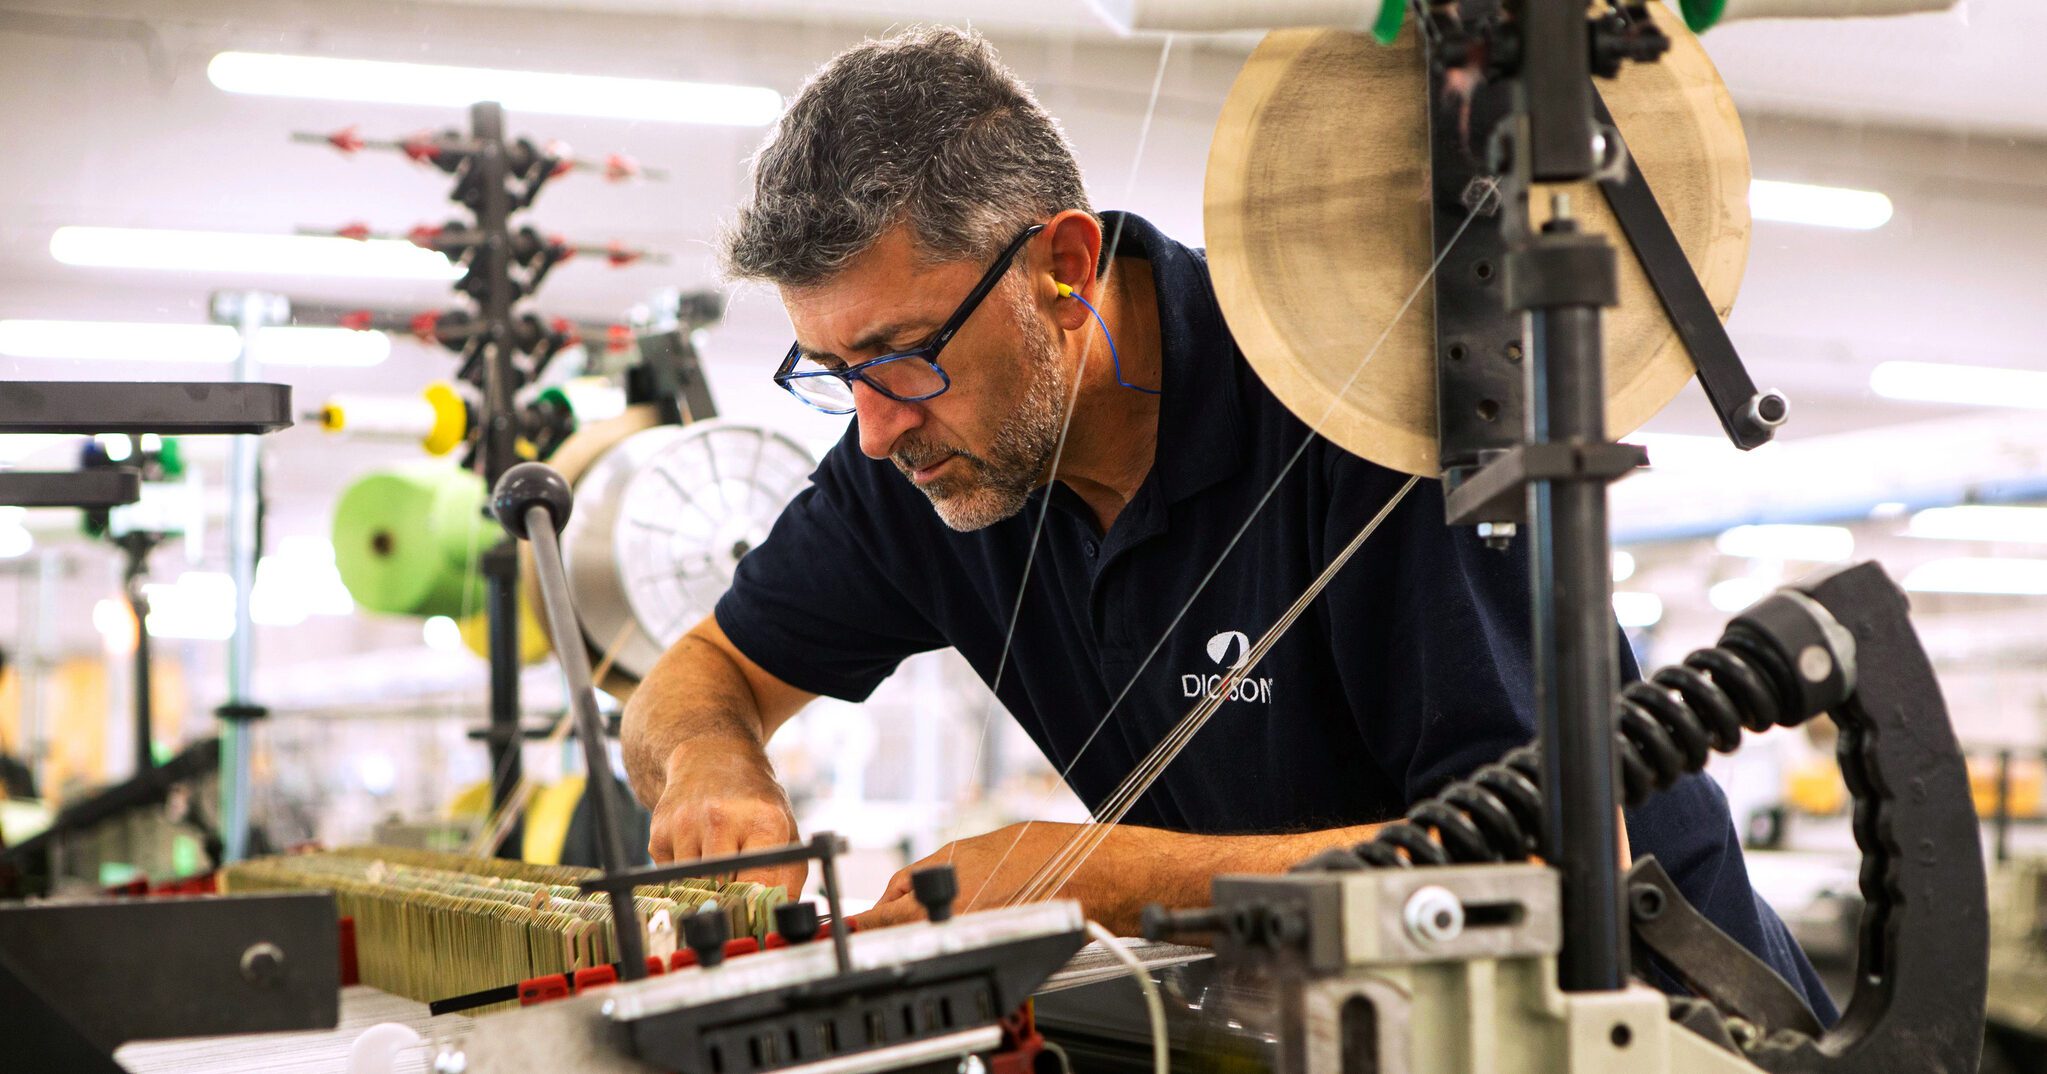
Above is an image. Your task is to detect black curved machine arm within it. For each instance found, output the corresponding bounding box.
[1744,563,1987,1074]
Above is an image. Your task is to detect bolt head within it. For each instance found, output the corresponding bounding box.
[1798,645,1833,685]
[1403,885,1465,945]
[239,942,285,988]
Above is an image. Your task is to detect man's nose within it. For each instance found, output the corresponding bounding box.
[852,382,924,460]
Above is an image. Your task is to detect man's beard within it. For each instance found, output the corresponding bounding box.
[891,286,1068,532]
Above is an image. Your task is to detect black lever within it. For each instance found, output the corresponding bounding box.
[491,461,648,981]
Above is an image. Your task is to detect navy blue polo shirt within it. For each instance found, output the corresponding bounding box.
[717,211,1834,1020]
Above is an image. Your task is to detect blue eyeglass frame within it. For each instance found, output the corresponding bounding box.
[773,223,1046,415]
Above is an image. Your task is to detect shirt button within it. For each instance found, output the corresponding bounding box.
[1083,540,1098,558]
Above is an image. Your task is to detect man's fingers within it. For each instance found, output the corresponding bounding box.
[849,894,922,932]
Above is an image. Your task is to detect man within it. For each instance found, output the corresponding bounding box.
[621,26,1834,1018]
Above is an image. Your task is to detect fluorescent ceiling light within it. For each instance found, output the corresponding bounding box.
[1750,179,1893,230]
[51,226,458,280]
[1907,505,2047,544]
[1715,524,1854,562]
[1709,577,1769,613]
[1612,590,1663,629]
[208,51,781,126]
[1903,557,2047,596]
[0,320,389,367]
[1870,360,2047,410]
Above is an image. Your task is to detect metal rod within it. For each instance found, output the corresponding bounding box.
[127,575,152,776]
[523,503,645,980]
[472,101,526,853]
[1993,749,2012,865]
[220,291,269,863]
[1528,298,1627,991]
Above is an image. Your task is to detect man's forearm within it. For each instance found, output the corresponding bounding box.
[1081,824,1384,933]
[621,632,772,809]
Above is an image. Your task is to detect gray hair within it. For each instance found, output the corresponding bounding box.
[723,26,1093,288]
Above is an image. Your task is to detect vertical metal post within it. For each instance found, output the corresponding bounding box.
[218,292,276,863]
[1992,749,2012,865]
[127,568,152,776]
[1524,214,1626,992]
[472,101,525,855]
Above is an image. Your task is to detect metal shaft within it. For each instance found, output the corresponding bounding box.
[220,292,268,863]
[1528,300,1627,992]
[128,578,152,776]
[472,101,526,853]
[523,504,646,979]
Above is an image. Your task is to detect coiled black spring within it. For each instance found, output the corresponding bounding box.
[1313,616,1828,872]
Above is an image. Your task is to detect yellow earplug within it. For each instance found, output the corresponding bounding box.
[1055,280,1074,298]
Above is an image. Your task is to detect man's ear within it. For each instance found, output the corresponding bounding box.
[1043,209,1104,331]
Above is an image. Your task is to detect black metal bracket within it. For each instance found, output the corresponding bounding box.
[1425,5,1523,491]
[0,381,292,435]
[0,892,339,1069]
[0,469,140,508]
[1444,441,1646,525]
[1627,855,1823,1037]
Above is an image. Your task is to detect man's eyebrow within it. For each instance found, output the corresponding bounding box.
[797,320,935,363]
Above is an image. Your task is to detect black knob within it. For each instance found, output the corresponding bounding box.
[773,901,821,945]
[910,865,958,923]
[683,906,730,968]
[490,462,573,539]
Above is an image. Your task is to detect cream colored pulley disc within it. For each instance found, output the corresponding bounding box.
[1204,2,1750,476]
[556,416,815,698]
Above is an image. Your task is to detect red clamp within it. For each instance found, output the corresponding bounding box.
[406,224,444,250]
[522,956,667,1007]
[668,937,760,971]
[550,317,581,348]
[604,154,640,182]
[326,126,365,155]
[339,310,375,332]
[336,222,372,242]
[401,132,441,164]
[605,324,634,353]
[605,242,642,268]
[544,139,576,178]
[338,916,360,987]
[988,1001,1050,1074]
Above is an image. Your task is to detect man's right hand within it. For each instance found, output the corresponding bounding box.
[646,736,809,897]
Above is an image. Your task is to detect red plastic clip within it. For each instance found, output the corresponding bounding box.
[406,224,443,250]
[988,1002,1048,1074]
[605,242,641,267]
[572,964,619,993]
[603,154,640,182]
[327,126,365,154]
[339,310,375,332]
[336,222,372,242]
[338,916,360,987]
[605,324,634,353]
[409,311,441,342]
[401,132,441,163]
[518,974,571,1007]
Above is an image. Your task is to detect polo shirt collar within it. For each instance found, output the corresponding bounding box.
[1097,210,1248,505]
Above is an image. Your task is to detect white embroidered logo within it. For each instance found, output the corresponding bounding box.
[1181,629,1274,704]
